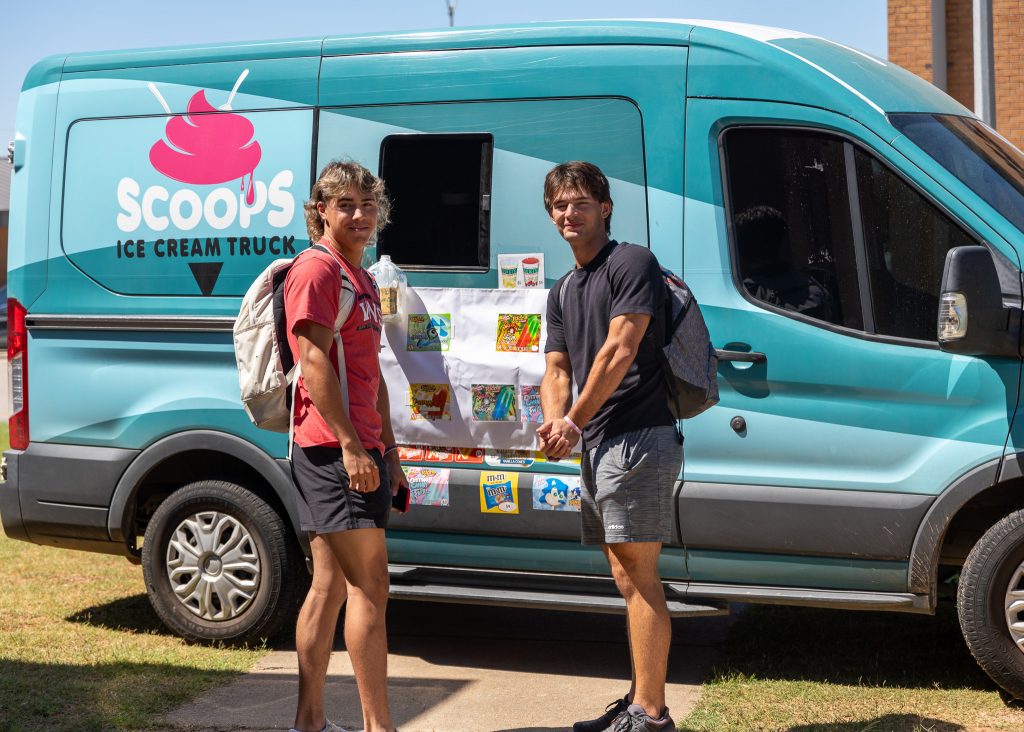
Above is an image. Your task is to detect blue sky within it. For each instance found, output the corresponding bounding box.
[3,0,887,146]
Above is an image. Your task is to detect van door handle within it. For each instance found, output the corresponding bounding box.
[716,349,767,364]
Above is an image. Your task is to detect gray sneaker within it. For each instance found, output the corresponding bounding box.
[288,720,360,732]
[573,695,630,732]
[606,704,674,732]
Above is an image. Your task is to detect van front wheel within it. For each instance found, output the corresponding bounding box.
[141,480,303,644]
[958,509,1024,699]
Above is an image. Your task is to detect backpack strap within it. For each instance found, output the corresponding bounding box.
[604,243,671,349]
[557,270,575,313]
[287,244,357,459]
[287,362,299,461]
[314,244,357,416]
[308,243,357,317]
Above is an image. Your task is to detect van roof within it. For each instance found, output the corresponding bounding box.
[24,19,970,119]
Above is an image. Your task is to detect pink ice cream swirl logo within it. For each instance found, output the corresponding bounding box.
[149,72,262,205]
[116,71,295,237]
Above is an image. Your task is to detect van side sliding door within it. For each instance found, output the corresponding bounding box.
[317,44,688,578]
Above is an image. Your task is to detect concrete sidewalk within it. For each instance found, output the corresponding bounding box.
[161,599,735,732]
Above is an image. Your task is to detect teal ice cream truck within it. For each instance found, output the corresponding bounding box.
[7,19,1024,697]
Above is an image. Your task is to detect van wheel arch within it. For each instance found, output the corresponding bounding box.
[107,430,304,556]
[909,457,1024,600]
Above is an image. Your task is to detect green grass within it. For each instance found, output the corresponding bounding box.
[681,602,1024,732]
[0,421,268,731]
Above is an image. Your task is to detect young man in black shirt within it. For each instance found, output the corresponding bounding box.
[539,161,681,732]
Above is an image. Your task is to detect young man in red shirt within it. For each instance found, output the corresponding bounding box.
[539,162,681,732]
[286,161,407,732]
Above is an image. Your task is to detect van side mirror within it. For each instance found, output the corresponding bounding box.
[937,245,1020,357]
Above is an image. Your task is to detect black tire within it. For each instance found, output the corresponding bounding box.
[958,508,1024,698]
[141,480,304,644]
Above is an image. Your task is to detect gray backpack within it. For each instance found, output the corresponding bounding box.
[653,267,720,419]
[233,244,354,433]
[558,257,718,420]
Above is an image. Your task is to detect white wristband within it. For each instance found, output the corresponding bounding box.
[563,414,583,436]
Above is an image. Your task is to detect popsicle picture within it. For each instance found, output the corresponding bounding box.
[409,383,452,420]
[471,384,518,422]
[532,476,582,512]
[404,467,450,507]
[520,385,543,423]
[496,314,541,353]
[407,313,452,351]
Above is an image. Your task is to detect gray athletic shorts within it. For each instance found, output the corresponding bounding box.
[579,425,682,545]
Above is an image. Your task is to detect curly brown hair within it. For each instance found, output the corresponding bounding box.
[543,161,613,234]
[303,160,392,241]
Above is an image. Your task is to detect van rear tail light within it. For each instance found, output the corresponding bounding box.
[938,292,968,341]
[8,298,28,450]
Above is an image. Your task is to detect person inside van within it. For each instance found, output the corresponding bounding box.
[735,204,838,323]
[286,160,407,732]
[538,161,681,732]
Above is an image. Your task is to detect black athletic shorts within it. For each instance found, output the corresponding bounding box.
[290,444,391,534]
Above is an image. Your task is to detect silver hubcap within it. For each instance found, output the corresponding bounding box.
[165,511,261,621]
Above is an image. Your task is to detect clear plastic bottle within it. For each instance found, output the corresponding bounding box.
[368,254,407,322]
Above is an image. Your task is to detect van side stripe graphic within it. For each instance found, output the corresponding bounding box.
[765,41,886,116]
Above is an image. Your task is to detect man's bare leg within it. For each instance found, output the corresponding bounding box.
[606,542,670,716]
[322,527,393,732]
[294,534,348,732]
[602,545,637,703]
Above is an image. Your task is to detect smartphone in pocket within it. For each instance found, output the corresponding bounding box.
[391,483,410,513]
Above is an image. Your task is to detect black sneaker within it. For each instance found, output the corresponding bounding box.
[606,704,675,732]
[573,695,630,732]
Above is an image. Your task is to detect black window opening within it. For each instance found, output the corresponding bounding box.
[377,133,493,269]
[723,126,980,343]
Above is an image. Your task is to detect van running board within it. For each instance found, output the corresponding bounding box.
[387,565,728,617]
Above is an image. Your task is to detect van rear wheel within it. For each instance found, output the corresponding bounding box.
[141,480,303,644]
[958,508,1024,699]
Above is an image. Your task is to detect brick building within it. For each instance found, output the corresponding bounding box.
[888,0,1024,149]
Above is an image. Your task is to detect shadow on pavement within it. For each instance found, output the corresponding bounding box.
[381,598,733,684]
[786,715,965,731]
[161,671,472,730]
[67,593,731,684]
[71,594,731,730]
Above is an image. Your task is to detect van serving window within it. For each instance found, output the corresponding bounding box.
[377,133,494,270]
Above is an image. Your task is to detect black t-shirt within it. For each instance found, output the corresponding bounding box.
[545,241,673,449]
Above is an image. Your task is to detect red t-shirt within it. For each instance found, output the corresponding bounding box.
[284,242,384,452]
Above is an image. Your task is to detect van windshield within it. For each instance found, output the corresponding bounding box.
[890,113,1024,233]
